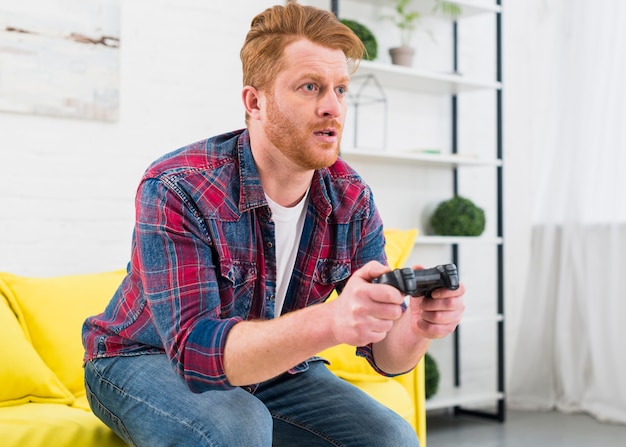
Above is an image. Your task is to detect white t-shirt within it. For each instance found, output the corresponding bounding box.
[264,190,309,317]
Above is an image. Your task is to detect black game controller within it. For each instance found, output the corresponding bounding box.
[375,264,460,297]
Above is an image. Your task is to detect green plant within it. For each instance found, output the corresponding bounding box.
[424,352,440,399]
[432,0,462,19]
[430,196,486,236]
[341,19,378,61]
[383,0,463,47]
[381,0,421,47]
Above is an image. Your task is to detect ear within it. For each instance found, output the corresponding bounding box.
[242,86,264,121]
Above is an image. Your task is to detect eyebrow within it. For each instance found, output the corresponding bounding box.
[297,72,350,85]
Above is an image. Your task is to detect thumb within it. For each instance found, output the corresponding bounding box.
[355,260,391,282]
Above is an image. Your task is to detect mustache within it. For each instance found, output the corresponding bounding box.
[309,119,342,132]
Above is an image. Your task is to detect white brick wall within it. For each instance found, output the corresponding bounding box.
[0,0,276,276]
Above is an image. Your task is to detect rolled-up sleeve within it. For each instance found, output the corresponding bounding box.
[135,177,239,391]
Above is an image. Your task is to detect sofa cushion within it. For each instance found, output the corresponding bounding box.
[352,378,415,425]
[0,270,126,397]
[0,293,74,407]
[0,403,127,447]
[380,228,419,272]
[320,228,418,382]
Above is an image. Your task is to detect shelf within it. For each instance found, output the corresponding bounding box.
[414,235,503,245]
[437,0,502,18]
[425,386,504,411]
[345,0,501,18]
[340,148,501,168]
[353,60,501,95]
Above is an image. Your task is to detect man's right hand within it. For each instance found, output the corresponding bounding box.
[328,261,405,347]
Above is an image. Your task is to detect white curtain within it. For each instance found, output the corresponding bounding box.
[508,0,626,423]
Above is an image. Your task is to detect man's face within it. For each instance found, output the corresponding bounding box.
[263,39,350,170]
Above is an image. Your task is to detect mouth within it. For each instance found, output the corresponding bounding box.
[313,129,337,137]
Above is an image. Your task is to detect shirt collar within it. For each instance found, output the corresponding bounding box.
[236,130,267,213]
[236,129,332,218]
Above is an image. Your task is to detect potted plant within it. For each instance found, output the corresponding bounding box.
[382,0,420,66]
[383,0,462,67]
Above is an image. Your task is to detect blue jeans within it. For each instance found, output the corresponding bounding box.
[84,354,419,446]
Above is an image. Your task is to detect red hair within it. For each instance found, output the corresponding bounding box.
[240,1,364,92]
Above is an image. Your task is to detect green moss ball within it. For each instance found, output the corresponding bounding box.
[430,196,486,237]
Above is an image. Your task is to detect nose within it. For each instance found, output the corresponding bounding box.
[317,89,343,118]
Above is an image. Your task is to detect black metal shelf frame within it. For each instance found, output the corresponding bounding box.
[452,0,505,423]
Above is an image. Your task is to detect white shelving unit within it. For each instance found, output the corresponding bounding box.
[333,0,505,423]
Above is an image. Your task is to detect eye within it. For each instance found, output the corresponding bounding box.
[302,83,317,92]
[336,85,348,96]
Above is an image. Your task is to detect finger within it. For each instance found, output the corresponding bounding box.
[420,296,465,313]
[367,317,395,334]
[355,260,392,282]
[369,301,404,320]
[420,307,464,324]
[417,319,460,339]
[430,282,465,299]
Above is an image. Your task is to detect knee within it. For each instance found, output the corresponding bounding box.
[371,414,420,447]
[241,399,274,444]
[393,421,421,447]
[207,395,273,446]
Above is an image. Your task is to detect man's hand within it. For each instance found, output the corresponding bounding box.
[369,264,465,375]
[328,261,406,347]
[407,277,466,340]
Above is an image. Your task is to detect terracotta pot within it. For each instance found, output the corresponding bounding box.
[389,46,415,67]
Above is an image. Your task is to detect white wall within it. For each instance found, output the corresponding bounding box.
[0,0,533,393]
[0,0,276,276]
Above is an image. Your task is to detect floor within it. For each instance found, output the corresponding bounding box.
[425,409,626,447]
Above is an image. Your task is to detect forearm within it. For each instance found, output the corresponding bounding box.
[223,302,337,386]
[371,310,430,375]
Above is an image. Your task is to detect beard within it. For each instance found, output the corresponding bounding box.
[265,97,342,170]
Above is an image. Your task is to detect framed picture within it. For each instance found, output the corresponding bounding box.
[0,0,120,121]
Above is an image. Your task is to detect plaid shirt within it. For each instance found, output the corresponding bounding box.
[82,129,387,392]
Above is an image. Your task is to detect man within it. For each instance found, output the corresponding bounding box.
[82,2,465,446]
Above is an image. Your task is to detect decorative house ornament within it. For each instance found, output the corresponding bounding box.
[345,73,388,150]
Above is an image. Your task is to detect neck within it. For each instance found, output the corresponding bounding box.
[250,132,314,208]
[263,169,313,207]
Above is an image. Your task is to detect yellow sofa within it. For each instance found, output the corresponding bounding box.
[0,269,128,447]
[0,229,425,446]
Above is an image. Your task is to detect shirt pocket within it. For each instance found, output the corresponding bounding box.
[310,259,352,305]
[218,260,257,319]
[315,258,352,285]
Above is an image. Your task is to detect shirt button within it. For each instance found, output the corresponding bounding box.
[266,241,273,248]
[268,294,275,301]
